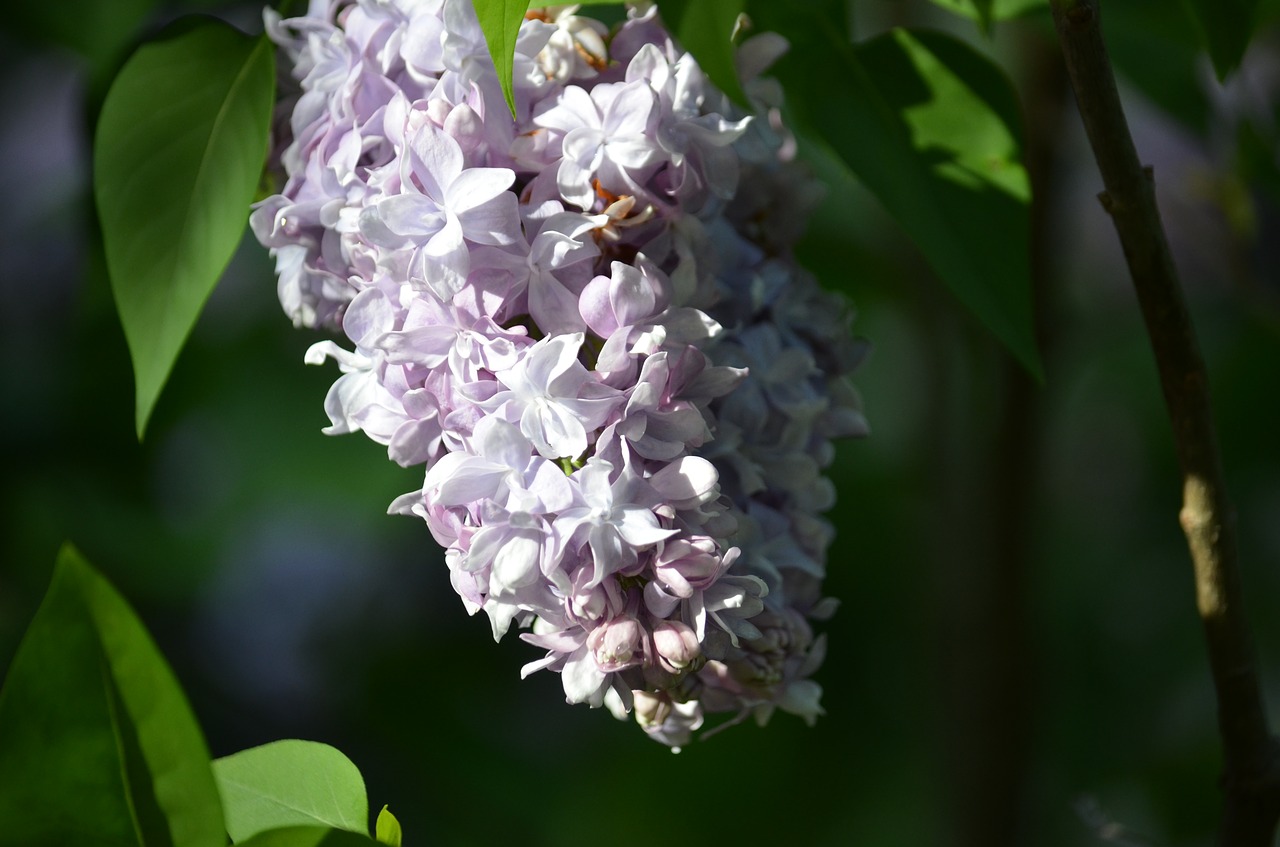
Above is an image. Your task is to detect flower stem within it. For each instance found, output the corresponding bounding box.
[1048,1,1280,843]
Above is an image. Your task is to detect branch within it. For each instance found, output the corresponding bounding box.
[1048,1,1280,844]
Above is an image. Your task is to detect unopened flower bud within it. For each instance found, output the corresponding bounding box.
[632,690,673,729]
[588,617,644,672]
[652,620,702,673]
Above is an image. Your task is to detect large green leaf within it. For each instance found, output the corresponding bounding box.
[1106,1,1211,134]
[748,4,1041,377]
[94,19,275,439]
[655,0,750,107]
[472,0,527,117]
[214,740,369,843]
[1182,0,1261,80]
[0,545,224,847]
[237,827,383,847]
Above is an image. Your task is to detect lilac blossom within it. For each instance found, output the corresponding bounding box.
[359,120,520,300]
[554,456,677,588]
[255,0,867,747]
[477,333,620,461]
[531,77,667,210]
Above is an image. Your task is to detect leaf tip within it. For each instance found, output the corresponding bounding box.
[375,805,403,847]
[54,541,90,576]
[135,380,159,442]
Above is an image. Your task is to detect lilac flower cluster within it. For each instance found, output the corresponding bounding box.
[252,0,867,746]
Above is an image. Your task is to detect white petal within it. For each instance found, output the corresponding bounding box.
[562,646,607,703]
[473,416,533,469]
[528,401,587,460]
[649,456,719,505]
[408,121,463,199]
[615,510,678,548]
[420,214,469,299]
[492,533,543,590]
[375,194,445,238]
[447,167,515,213]
[424,454,508,505]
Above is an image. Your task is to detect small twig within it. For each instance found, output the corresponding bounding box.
[1048,1,1280,844]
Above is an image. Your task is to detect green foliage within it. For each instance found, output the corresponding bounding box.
[214,740,371,843]
[237,826,385,847]
[972,0,995,30]
[7,0,159,91]
[0,545,224,847]
[375,807,403,847]
[1106,1,1212,135]
[749,1,1041,378]
[654,0,750,106]
[1236,119,1280,205]
[0,549,390,846]
[927,0,1045,25]
[22,1,1276,842]
[1182,0,1261,79]
[845,28,1040,376]
[94,19,275,439]
[472,0,527,117]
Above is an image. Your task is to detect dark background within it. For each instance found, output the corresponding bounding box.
[2,1,1279,844]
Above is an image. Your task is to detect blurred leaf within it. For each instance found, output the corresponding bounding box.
[973,0,995,29]
[94,19,275,440]
[374,807,402,847]
[1107,1,1211,134]
[7,0,158,89]
[749,2,1041,377]
[214,740,369,843]
[1182,0,1260,80]
[0,544,223,847]
[1236,120,1280,206]
[473,0,526,117]
[927,0,1045,23]
[237,827,384,847]
[657,0,750,106]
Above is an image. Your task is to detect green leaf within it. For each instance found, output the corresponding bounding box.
[213,740,369,843]
[656,0,750,107]
[374,807,402,847]
[472,0,527,117]
[1181,0,1260,80]
[1107,1,1211,134]
[972,0,995,31]
[94,19,275,440]
[8,0,160,91]
[1237,119,1280,206]
[237,827,384,847]
[927,0,1045,24]
[749,4,1041,377]
[0,544,224,847]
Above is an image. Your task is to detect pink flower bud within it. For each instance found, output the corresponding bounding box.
[652,619,702,673]
[588,617,645,672]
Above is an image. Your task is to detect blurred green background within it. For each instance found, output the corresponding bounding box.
[2,2,1279,845]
